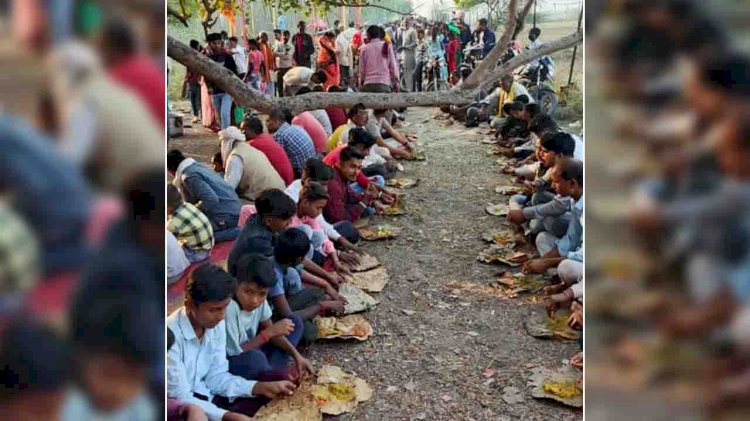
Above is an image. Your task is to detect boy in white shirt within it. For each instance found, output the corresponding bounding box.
[167,264,296,420]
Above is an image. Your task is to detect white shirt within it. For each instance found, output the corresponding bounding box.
[167,231,190,279]
[224,299,272,357]
[274,41,295,69]
[230,46,249,75]
[283,66,313,86]
[572,133,584,161]
[167,307,256,421]
[285,180,342,241]
[335,33,352,67]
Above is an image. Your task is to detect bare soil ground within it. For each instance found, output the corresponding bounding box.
[169,104,581,420]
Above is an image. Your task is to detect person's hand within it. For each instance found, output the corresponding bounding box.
[294,355,317,378]
[327,271,345,288]
[335,261,353,276]
[182,404,208,421]
[544,289,574,317]
[365,184,379,201]
[506,209,525,224]
[324,284,348,303]
[629,201,664,229]
[381,191,397,205]
[267,319,296,338]
[373,201,389,215]
[252,380,296,399]
[339,250,362,266]
[221,412,253,421]
[523,259,548,274]
[567,305,583,329]
[320,299,346,315]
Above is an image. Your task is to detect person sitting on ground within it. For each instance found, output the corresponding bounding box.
[513,113,560,180]
[481,74,533,129]
[219,126,286,202]
[266,108,317,179]
[240,116,295,186]
[290,90,329,154]
[324,86,348,130]
[167,230,191,286]
[168,149,242,242]
[212,152,225,176]
[167,264,297,420]
[167,327,209,420]
[523,159,583,274]
[325,128,398,201]
[268,228,347,342]
[366,108,415,159]
[324,146,384,223]
[281,67,327,96]
[167,185,215,263]
[497,101,529,145]
[285,158,362,251]
[225,254,315,381]
[293,87,334,137]
[292,183,349,273]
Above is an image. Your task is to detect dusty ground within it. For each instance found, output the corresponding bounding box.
[170,104,581,420]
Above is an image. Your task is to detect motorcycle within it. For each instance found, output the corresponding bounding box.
[516,55,559,115]
[462,42,485,70]
[424,57,449,92]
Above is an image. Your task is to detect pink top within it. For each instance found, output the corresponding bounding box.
[291,215,336,256]
[358,39,399,87]
[248,49,263,76]
[292,112,328,153]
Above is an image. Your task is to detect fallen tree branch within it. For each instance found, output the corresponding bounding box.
[477,30,583,92]
[324,1,417,16]
[168,29,581,113]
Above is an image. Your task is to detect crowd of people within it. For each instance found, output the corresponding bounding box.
[180,12,550,131]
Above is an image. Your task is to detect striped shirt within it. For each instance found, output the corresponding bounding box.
[168,202,215,252]
[273,122,317,171]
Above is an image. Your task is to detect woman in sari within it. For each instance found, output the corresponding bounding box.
[317,31,340,90]
[258,32,276,96]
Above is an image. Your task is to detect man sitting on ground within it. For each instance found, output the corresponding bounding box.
[240,116,295,186]
[168,149,242,242]
[266,108,317,179]
[218,126,286,202]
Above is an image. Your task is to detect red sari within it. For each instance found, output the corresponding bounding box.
[317,35,340,90]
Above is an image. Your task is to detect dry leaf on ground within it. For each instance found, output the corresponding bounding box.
[527,366,583,408]
[495,185,523,195]
[315,315,373,341]
[255,383,322,421]
[349,253,381,272]
[339,283,379,314]
[360,225,400,241]
[385,202,406,216]
[485,203,510,216]
[477,245,529,267]
[481,230,516,245]
[313,365,374,415]
[346,267,389,292]
[387,178,419,189]
[524,307,580,341]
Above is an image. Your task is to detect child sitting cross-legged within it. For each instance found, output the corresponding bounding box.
[293,182,350,274]
[168,184,215,263]
[225,253,315,381]
[270,228,347,342]
[168,264,297,421]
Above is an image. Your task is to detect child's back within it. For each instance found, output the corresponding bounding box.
[168,202,215,254]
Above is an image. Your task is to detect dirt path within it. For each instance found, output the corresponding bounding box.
[169,105,580,420]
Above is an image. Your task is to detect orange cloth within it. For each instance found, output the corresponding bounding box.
[317,36,340,89]
[259,42,275,82]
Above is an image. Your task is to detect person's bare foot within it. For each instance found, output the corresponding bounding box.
[571,352,583,369]
[543,282,567,296]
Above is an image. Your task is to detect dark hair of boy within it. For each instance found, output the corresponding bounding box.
[167,328,175,351]
[312,70,328,84]
[460,67,472,79]
[268,107,286,123]
[296,86,312,95]
[699,51,750,96]
[348,128,376,149]
[303,158,333,182]
[273,29,281,35]
[190,39,201,50]
[206,33,222,42]
[525,103,541,119]
[509,101,524,112]
[235,253,277,288]
[229,36,238,42]
[167,184,184,211]
[340,146,365,163]
[0,318,71,401]
[255,189,297,219]
[559,159,583,187]
[515,95,530,104]
[248,38,259,48]
[300,182,330,202]
[282,108,293,124]
[347,103,366,119]
[167,149,186,173]
[187,263,238,305]
[283,30,290,37]
[212,151,223,165]
[243,116,265,135]
[312,85,324,92]
[274,228,311,266]
[528,114,558,135]
[502,103,513,116]
[553,132,577,157]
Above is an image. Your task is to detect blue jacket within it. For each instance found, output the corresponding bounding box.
[0,117,91,272]
[483,29,496,57]
[181,161,241,228]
